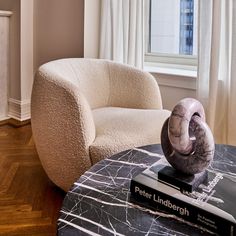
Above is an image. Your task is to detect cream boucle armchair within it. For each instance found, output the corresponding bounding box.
[31,58,170,191]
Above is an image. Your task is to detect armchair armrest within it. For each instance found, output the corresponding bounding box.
[31,69,95,191]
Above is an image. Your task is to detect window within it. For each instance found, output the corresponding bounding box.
[145,0,198,68]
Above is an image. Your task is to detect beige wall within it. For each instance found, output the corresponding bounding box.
[153,73,196,110]
[158,83,196,110]
[0,0,84,120]
[0,0,21,100]
[0,12,11,120]
[0,0,84,88]
[21,1,34,102]
[34,0,84,71]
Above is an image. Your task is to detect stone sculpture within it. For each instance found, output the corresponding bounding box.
[161,98,215,175]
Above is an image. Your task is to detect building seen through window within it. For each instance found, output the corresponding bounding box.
[148,0,198,57]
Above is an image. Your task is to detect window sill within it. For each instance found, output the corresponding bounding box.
[144,63,197,78]
[144,63,197,90]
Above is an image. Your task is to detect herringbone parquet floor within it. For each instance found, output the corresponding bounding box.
[0,123,65,236]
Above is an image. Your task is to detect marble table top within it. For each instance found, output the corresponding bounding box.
[57,144,236,236]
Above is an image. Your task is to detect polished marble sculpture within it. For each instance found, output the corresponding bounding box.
[161,98,215,175]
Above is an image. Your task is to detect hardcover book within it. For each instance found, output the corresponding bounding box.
[130,159,236,236]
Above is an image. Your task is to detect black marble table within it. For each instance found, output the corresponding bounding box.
[57,144,236,236]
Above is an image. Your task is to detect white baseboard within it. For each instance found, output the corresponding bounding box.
[0,116,10,122]
[8,98,31,121]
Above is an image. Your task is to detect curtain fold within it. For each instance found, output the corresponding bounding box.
[197,0,236,145]
[99,0,144,68]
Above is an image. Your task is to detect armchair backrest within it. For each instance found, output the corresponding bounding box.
[38,58,163,110]
[38,58,110,109]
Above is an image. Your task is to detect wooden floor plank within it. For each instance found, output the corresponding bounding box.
[0,124,65,235]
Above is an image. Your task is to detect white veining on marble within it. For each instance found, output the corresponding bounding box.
[60,210,125,236]
[67,190,130,207]
[105,158,151,168]
[72,182,130,205]
[133,147,164,158]
[208,163,236,178]
[58,218,102,236]
[64,168,212,235]
[85,171,131,180]
[80,173,118,186]
[58,144,233,236]
[72,181,179,217]
[108,217,120,235]
[60,194,204,236]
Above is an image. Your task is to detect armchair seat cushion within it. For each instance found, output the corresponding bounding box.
[90,107,171,164]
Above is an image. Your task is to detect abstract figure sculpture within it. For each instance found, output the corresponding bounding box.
[161,98,215,175]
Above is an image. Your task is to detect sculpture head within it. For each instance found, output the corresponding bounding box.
[161,98,215,175]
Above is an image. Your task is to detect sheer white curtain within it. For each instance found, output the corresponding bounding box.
[99,0,144,68]
[197,0,236,145]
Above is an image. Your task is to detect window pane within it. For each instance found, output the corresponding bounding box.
[148,0,198,56]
